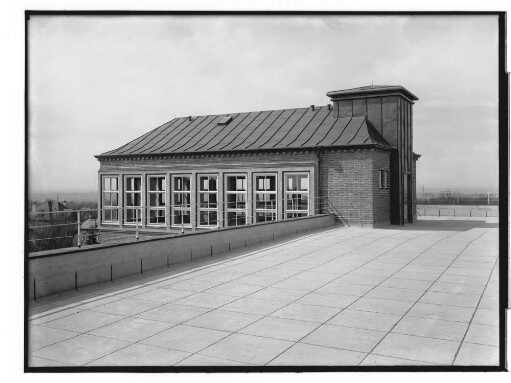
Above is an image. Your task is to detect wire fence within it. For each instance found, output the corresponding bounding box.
[417,191,499,206]
[28,196,341,253]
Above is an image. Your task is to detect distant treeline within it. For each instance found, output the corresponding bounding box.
[417,191,499,205]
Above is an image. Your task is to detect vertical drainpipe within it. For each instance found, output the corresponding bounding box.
[315,147,322,215]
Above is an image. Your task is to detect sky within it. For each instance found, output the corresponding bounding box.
[28,15,500,193]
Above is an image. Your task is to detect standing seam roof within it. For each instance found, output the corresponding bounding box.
[98,105,392,157]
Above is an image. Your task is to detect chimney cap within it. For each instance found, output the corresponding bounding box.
[326,85,418,102]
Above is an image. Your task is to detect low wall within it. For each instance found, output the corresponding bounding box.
[28,214,335,299]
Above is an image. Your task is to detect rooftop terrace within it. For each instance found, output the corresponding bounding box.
[28,217,500,368]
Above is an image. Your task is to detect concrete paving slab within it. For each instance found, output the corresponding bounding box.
[453,342,500,366]
[350,297,415,315]
[373,333,460,365]
[379,278,433,291]
[31,334,130,366]
[90,298,163,316]
[271,303,341,323]
[294,292,358,308]
[418,291,481,308]
[29,326,79,351]
[365,286,424,302]
[129,288,195,303]
[172,292,239,309]
[245,287,308,303]
[199,333,293,365]
[302,324,386,353]
[239,316,319,341]
[269,343,366,366]
[407,302,475,323]
[183,309,262,332]
[327,309,401,332]
[175,354,256,366]
[141,324,229,353]
[221,297,287,315]
[86,343,190,366]
[88,317,174,342]
[136,303,209,324]
[360,354,438,366]
[428,281,486,295]
[392,315,469,341]
[202,282,263,297]
[472,308,499,326]
[464,324,499,347]
[42,310,125,333]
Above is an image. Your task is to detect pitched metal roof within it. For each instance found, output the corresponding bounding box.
[97,105,392,158]
[326,85,419,102]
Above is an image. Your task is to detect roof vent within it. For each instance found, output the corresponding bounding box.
[218,116,233,125]
[310,105,315,111]
[328,104,332,110]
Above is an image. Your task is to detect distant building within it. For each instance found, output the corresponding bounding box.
[95,85,420,231]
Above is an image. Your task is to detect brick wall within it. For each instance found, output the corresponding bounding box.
[319,148,390,226]
[372,150,392,225]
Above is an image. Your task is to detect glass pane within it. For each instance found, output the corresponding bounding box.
[227,211,246,227]
[227,176,236,191]
[236,178,243,191]
[208,211,218,225]
[300,176,308,191]
[149,209,165,224]
[112,209,118,221]
[257,177,264,190]
[256,212,276,223]
[112,177,118,191]
[134,193,141,206]
[200,177,208,191]
[104,209,111,221]
[126,193,134,206]
[150,177,157,191]
[183,177,190,191]
[174,177,181,191]
[111,193,118,206]
[199,211,209,226]
[126,177,133,191]
[104,177,111,191]
[209,177,217,191]
[103,192,111,206]
[174,210,191,225]
[134,177,141,191]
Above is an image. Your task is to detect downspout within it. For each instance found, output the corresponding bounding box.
[315,146,323,215]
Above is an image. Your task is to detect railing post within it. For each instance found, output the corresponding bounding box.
[135,208,139,241]
[77,211,81,248]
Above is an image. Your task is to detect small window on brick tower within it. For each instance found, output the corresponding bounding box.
[379,170,384,189]
[385,171,390,189]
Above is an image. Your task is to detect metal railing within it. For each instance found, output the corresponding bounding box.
[28,195,341,252]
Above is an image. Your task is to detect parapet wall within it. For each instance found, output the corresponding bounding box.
[28,214,335,299]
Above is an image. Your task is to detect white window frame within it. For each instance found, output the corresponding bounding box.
[197,174,219,228]
[102,175,119,224]
[124,175,142,225]
[147,175,166,227]
[284,172,310,219]
[171,174,192,228]
[253,173,277,223]
[225,174,248,227]
[385,170,390,189]
[379,170,384,189]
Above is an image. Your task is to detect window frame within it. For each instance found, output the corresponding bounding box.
[197,174,219,228]
[124,175,143,225]
[385,170,390,189]
[225,173,248,227]
[284,172,310,219]
[171,174,192,228]
[101,175,119,224]
[146,174,166,227]
[253,173,278,223]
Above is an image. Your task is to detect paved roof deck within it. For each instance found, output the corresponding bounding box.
[28,217,500,367]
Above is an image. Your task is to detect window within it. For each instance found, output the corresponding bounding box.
[172,175,191,227]
[226,175,247,226]
[285,173,309,218]
[198,175,218,227]
[254,174,277,223]
[147,175,166,226]
[125,176,142,224]
[385,170,390,189]
[379,170,385,189]
[102,176,119,223]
